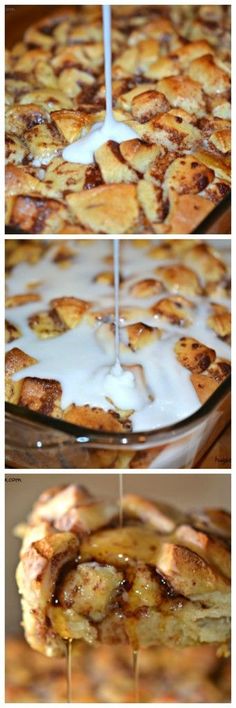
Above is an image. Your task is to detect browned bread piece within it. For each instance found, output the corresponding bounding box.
[190,359,231,404]
[151,295,194,326]
[207,304,231,340]
[174,337,230,403]
[174,337,216,373]
[5,319,21,344]
[15,485,231,657]
[64,404,131,432]
[155,264,202,296]
[19,377,62,417]
[5,347,38,404]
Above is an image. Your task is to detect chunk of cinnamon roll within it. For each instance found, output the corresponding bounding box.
[15,485,231,657]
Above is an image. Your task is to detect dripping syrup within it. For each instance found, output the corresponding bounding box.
[66,638,73,703]
[133,649,140,703]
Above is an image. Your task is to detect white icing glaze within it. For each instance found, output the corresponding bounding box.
[105,239,144,410]
[104,365,146,411]
[6,240,231,432]
[113,239,120,365]
[62,6,138,165]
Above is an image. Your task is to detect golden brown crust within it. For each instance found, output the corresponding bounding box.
[5,347,38,404]
[151,295,194,326]
[190,359,231,404]
[66,184,139,234]
[5,319,21,343]
[155,264,202,296]
[183,243,227,283]
[129,278,163,297]
[207,304,231,340]
[18,377,62,416]
[174,337,216,373]
[5,293,41,308]
[63,404,130,432]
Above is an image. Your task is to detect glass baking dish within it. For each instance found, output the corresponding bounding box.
[5,375,231,469]
[5,5,231,237]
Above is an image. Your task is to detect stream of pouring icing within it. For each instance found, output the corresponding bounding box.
[119,472,123,527]
[104,240,143,409]
[114,239,120,368]
[62,5,138,164]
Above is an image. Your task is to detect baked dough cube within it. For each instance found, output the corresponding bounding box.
[131,90,170,122]
[207,304,231,339]
[129,278,163,297]
[174,337,216,373]
[152,296,194,326]
[164,155,214,195]
[6,293,41,308]
[209,129,231,154]
[5,133,27,165]
[188,55,230,95]
[126,564,162,611]
[95,141,137,184]
[8,195,67,234]
[24,124,65,166]
[5,104,49,136]
[158,542,229,598]
[63,404,130,432]
[5,320,21,343]
[16,531,80,656]
[137,180,165,224]
[125,322,161,351]
[5,242,45,267]
[157,76,205,116]
[155,265,202,296]
[28,309,67,339]
[57,562,123,621]
[122,495,183,533]
[94,271,114,286]
[50,296,91,328]
[55,501,118,535]
[66,185,139,234]
[51,109,95,143]
[5,347,38,404]
[183,243,227,283]
[19,377,62,416]
[81,526,161,567]
[190,358,231,404]
[175,524,230,579]
[29,484,92,525]
[5,347,37,378]
[120,140,160,174]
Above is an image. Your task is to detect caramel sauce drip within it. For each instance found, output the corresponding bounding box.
[66,638,73,703]
[119,474,123,528]
[133,649,140,703]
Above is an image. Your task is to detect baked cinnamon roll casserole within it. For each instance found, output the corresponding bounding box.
[5,5,231,234]
[15,485,231,657]
[5,239,231,441]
